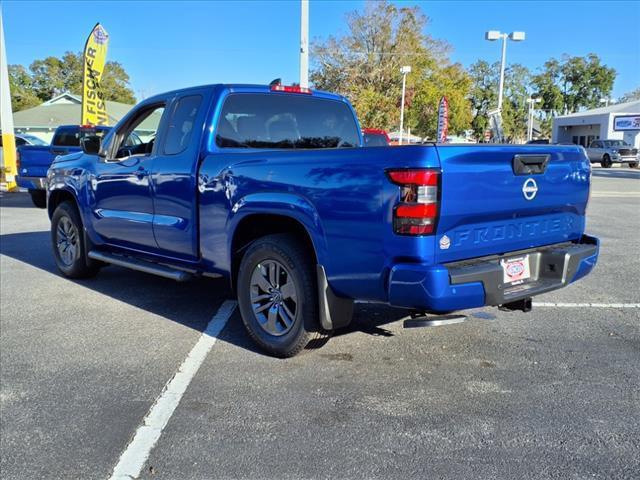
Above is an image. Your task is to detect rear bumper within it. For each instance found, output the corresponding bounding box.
[16,176,47,190]
[613,156,639,163]
[387,235,599,312]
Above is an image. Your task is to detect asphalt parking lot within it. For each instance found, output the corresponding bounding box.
[1,166,639,480]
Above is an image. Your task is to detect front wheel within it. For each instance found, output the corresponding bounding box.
[601,154,612,168]
[29,189,46,209]
[51,201,100,278]
[629,162,638,169]
[237,234,328,357]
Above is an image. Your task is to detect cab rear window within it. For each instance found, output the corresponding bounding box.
[53,127,110,147]
[53,128,82,147]
[216,93,359,149]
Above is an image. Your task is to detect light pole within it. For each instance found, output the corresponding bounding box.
[485,30,525,112]
[299,0,309,88]
[399,65,411,145]
[526,97,541,141]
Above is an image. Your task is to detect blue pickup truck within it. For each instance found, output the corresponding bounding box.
[46,83,599,357]
[17,125,112,207]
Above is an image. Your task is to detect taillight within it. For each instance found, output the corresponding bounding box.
[387,168,440,235]
[270,84,312,94]
[15,149,21,171]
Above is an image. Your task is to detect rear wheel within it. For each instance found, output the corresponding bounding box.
[237,234,328,357]
[51,201,100,278]
[601,154,612,168]
[29,189,46,209]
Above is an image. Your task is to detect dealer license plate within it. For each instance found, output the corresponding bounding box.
[501,255,531,285]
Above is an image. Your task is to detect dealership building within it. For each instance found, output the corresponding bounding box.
[552,100,640,148]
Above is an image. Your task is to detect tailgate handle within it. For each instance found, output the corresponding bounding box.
[512,154,549,175]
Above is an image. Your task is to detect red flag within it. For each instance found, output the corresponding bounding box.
[437,96,449,143]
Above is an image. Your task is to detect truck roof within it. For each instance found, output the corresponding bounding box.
[142,83,349,104]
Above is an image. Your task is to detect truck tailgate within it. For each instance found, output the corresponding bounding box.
[17,146,55,177]
[434,144,590,264]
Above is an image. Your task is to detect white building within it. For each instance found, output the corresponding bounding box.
[552,100,640,148]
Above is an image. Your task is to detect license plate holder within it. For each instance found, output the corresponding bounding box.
[501,255,531,285]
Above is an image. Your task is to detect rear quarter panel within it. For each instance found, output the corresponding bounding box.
[198,145,440,301]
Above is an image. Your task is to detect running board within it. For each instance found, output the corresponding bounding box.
[403,314,468,328]
[88,251,192,282]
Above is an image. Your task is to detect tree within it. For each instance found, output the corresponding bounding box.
[8,65,40,111]
[501,63,531,141]
[468,60,496,139]
[408,63,472,138]
[468,60,531,141]
[311,0,471,138]
[532,54,615,115]
[9,51,136,111]
[618,87,640,103]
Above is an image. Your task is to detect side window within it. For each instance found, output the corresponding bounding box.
[15,137,27,146]
[163,95,202,155]
[113,104,165,159]
[591,141,599,148]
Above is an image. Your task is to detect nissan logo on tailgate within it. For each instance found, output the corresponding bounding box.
[522,178,538,200]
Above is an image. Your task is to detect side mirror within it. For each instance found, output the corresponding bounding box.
[81,135,102,155]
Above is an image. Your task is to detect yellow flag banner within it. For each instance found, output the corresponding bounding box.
[81,23,109,126]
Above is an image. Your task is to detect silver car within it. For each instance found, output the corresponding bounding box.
[586,139,639,168]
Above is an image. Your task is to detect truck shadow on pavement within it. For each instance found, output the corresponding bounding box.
[0,230,407,357]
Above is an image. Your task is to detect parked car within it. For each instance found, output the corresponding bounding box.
[0,132,49,148]
[362,128,390,146]
[16,125,114,207]
[586,139,639,168]
[46,83,599,357]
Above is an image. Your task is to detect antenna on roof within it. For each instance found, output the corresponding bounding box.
[269,78,282,87]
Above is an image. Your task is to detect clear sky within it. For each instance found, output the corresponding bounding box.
[2,0,639,100]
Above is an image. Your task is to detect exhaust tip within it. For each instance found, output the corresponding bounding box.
[499,297,533,313]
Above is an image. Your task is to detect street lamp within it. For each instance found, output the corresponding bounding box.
[526,97,542,141]
[399,65,411,145]
[485,30,525,112]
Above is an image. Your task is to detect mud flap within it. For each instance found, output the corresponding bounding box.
[317,265,354,331]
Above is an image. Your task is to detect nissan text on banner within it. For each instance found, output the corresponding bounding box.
[437,96,449,143]
[82,23,109,126]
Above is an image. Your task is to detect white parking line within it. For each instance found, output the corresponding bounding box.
[533,302,640,308]
[592,191,640,198]
[109,300,237,480]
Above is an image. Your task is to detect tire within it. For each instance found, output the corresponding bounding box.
[29,189,46,209]
[601,154,612,168]
[629,162,638,169]
[51,201,100,279]
[237,233,328,357]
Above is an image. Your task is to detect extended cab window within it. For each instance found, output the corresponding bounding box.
[163,95,202,155]
[216,93,359,149]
